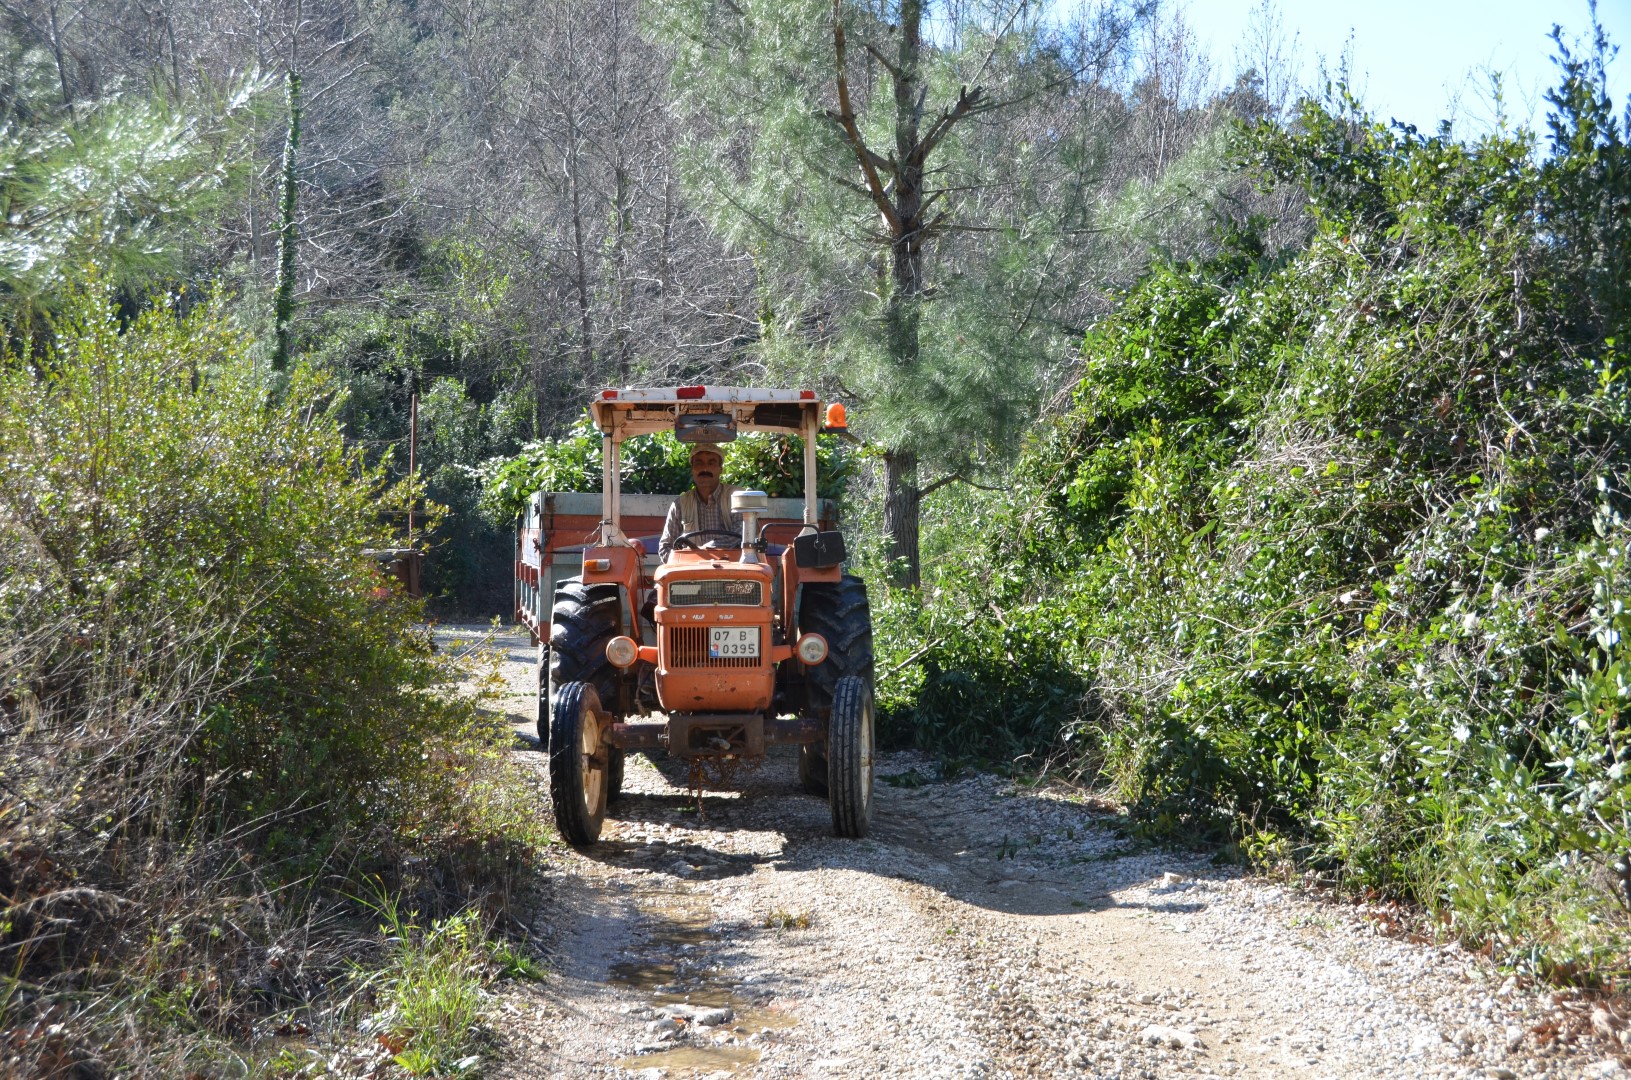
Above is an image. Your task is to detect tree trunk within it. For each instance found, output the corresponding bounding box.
[830,0,985,586]
[46,0,74,119]
[882,0,925,585]
[883,449,921,586]
[271,69,302,374]
[566,95,593,372]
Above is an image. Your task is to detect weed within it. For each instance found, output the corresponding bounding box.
[355,891,541,1077]
[762,908,813,930]
[490,940,547,982]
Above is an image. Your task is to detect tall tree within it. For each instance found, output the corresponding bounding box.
[658,0,1151,584]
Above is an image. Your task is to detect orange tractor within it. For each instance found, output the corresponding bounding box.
[519,386,874,846]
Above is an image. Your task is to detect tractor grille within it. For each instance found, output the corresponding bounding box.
[667,579,762,606]
[666,626,759,669]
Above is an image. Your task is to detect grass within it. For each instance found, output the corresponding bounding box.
[762,908,813,930]
[355,890,547,1077]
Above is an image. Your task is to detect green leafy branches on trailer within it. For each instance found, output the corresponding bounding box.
[478,418,854,527]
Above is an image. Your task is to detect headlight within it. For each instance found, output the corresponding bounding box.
[605,635,639,668]
[796,633,828,665]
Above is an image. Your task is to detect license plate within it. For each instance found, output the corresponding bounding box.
[708,627,759,658]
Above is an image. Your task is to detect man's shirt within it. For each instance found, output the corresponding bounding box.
[658,485,742,560]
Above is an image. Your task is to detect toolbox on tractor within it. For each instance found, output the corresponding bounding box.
[514,386,875,846]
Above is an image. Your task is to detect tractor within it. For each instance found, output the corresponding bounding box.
[520,386,874,846]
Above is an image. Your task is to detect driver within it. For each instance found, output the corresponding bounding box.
[657,443,742,561]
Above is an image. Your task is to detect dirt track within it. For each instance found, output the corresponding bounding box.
[444,624,1629,1080]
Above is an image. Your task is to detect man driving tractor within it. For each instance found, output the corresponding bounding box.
[657,443,741,561]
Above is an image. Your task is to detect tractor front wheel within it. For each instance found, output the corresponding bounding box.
[549,681,609,846]
[827,675,874,838]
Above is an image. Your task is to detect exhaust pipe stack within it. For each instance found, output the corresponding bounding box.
[732,490,770,563]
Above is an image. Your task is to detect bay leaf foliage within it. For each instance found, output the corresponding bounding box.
[478,418,853,527]
[876,45,1631,979]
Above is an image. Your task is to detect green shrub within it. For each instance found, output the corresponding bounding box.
[0,282,546,1074]
[879,45,1631,981]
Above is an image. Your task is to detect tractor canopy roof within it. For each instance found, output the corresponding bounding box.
[590,385,827,443]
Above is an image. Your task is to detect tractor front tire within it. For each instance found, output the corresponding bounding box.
[549,681,609,846]
[548,579,626,800]
[827,675,874,838]
[800,574,874,715]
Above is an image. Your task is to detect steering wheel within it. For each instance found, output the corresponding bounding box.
[674,528,743,552]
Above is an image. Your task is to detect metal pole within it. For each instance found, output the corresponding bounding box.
[804,406,819,526]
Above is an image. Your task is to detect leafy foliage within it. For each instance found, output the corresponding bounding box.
[879,52,1631,981]
[0,284,545,1073]
[479,418,853,525]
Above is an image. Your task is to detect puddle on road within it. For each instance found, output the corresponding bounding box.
[608,893,798,1075]
[614,1044,761,1073]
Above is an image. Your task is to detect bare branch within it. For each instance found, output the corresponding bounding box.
[829,0,901,235]
[917,84,987,163]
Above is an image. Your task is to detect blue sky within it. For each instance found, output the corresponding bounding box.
[1175,0,1630,135]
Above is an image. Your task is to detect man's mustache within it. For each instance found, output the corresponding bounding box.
[695,470,717,479]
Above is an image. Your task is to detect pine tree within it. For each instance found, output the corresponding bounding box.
[656,0,1147,584]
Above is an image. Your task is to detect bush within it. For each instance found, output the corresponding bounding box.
[879,45,1631,981]
[0,283,544,1074]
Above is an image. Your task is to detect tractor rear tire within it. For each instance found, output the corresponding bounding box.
[827,675,874,838]
[547,579,626,800]
[799,574,874,717]
[799,575,871,801]
[549,681,609,846]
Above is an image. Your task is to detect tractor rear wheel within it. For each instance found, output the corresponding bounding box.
[799,574,874,716]
[798,574,871,799]
[549,681,609,846]
[547,579,626,799]
[827,675,874,837]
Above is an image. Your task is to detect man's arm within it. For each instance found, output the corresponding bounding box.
[658,500,683,561]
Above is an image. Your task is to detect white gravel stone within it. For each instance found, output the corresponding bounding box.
[1141,1024,1203,1049]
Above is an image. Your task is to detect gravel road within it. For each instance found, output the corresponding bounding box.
[440,624,1630,1080]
